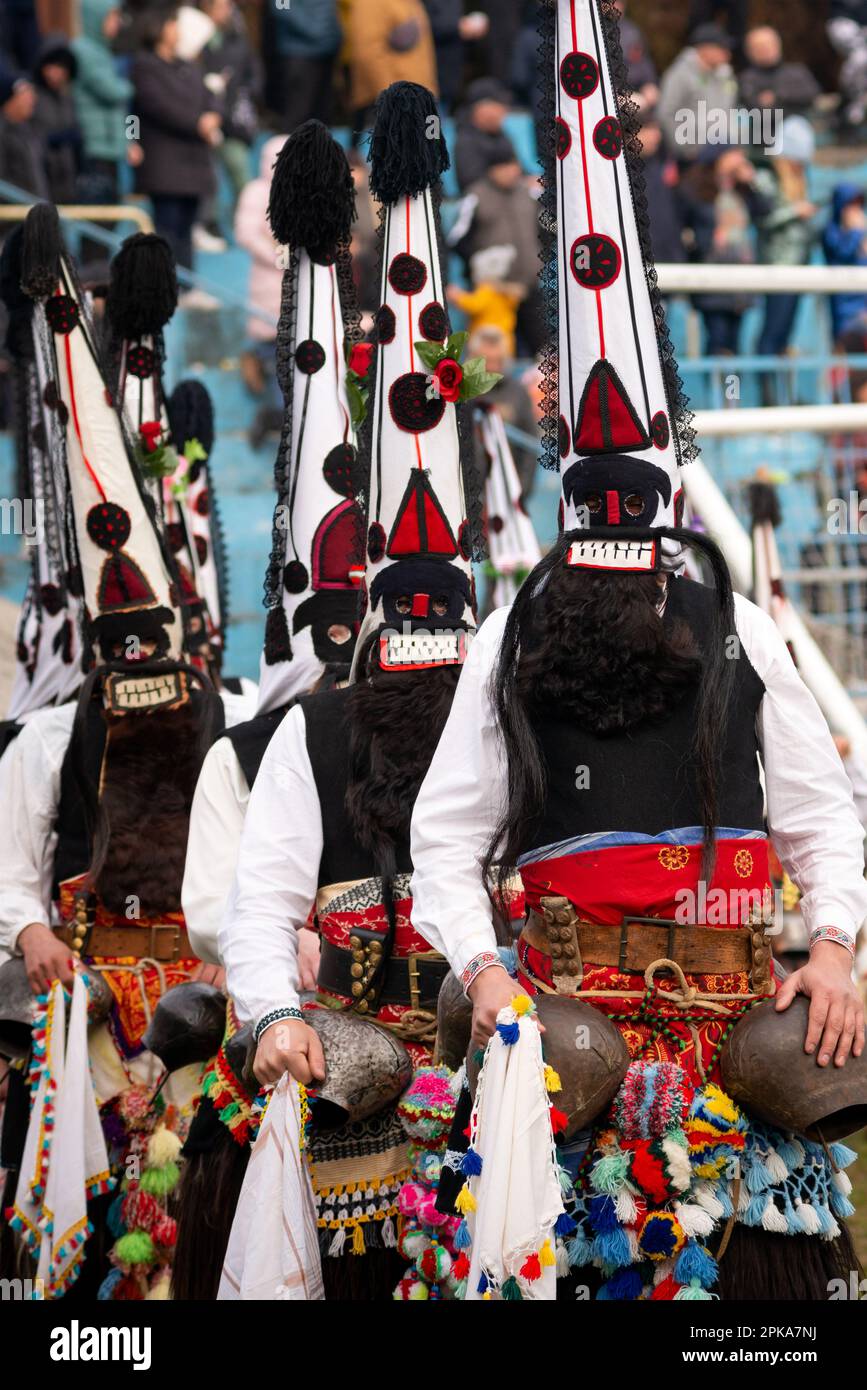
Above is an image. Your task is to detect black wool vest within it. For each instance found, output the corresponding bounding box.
[300,685,414,890]
[222,701,294,792]
[524,578,766,856]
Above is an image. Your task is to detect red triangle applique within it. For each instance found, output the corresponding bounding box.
[574,359,650,454]
[387,471,458,559]
[98,551,157,612]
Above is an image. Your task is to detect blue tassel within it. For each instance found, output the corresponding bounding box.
[745,1157,773,1194]
[815,1202,836,1237]
[714,1183,733,1219]
[598,1268,643,1301]
[97,1268,123,1301]
[566,1232,594,1268]
[745,1193,767,1227]
[775,1137,801,1171]
[675,1241,718,1289]
[454,1219,472,1250]
[555,1211,577,1237]
[830,1142,857,1169]
[593,1226,632,1268]
[496,1019,520,1046]
[830,1189,855,1220]
[587,1193,618,1234]
[106,1193,126,1239]
[461,1147,483,1177]
[477,1273,488,1295]
[497,945,519,976]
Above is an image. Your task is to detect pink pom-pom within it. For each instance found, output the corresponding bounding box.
[416,1191,448,1227]
[397,1181,426,1216]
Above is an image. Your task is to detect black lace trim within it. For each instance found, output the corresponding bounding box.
[207,460,230,641]
[596,0,697,468]
[537,0,560,477]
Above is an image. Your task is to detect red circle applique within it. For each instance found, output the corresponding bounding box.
[126,344,155,379]
[166,522,185,554]
[86,502,131,552]
[323,442,358,499]
[375,304,396,345]
[195,490,210,517]
[555,117,572,160]
[489,514,504,535]
[388,253,427,296]
[295,339,326,375]
[593,115,623,160]
[283,559,309,594]
[367,522,386,563]
[418,301,448,342]
[560,51,599,100]
[45,295,79,336]
[195,536,208,565]
[651,411,670,449]
[571,233,622,290]
[558,414,571,458]
[389,372,446,434]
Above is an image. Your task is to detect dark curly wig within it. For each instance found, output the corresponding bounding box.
[345,634,460,876]
[484,528,736,889]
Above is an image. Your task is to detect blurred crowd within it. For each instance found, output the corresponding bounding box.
[4,2,867,444]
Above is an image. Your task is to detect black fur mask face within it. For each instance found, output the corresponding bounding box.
[562,454,672,530]
[293,590,359,664]
[370,557,472,631]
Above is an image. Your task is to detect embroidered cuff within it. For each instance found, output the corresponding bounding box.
[809,926,855,957]
[253,1006,304,1044]
[460,951,505,995]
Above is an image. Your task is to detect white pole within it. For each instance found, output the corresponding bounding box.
[694,403,867,437]
[683,457,867,761]
[657,263,867,294]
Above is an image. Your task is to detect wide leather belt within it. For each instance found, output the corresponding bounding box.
[318,931,448,1014]
[524,895,773,994]
[56,919,191,965]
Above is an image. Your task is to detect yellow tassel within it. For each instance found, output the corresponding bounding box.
[455,1184,477,1215]
[351,1222,366,1255]
[539,1238,556,1267]
[543,1065,562,1094]
[512,995,532,1017]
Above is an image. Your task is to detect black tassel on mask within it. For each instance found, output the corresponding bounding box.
[104,232,178,340]
[367,81,450,206]
[267,119,355,260]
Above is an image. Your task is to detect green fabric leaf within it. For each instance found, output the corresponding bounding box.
[413,339,446,372]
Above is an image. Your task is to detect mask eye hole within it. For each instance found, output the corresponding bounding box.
[624,493,644,517]
[394,596,412,615]
[432,595,449,617]
[327,623,352,644]
[584,492,602,514]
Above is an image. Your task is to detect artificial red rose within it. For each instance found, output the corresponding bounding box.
[140,420,163,453]
[433,357,463,403]
[348,342,374,378]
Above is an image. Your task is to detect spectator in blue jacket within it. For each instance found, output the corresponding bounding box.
[72,0,134,206]
[823,182,867,342]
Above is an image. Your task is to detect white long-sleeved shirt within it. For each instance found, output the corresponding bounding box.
[409,594,867,978]
[182,737,251,964]
[0,688,255,955]
[219,704,322,1027]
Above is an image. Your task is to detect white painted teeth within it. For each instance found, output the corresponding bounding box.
[567,539,657,571]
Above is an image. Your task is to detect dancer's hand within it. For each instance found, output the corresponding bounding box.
[192,961,226,990]
[775,940,865,1066]
[467,966,536,1049]
[19,922,76,995]
[253,1018,326,1087]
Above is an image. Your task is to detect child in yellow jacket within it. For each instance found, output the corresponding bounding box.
[447,244,525,356]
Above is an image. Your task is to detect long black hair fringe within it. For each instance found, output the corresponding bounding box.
[483,527,736,892]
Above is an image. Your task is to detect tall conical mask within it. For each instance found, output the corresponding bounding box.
[551,0,695,571]
[20,204,186,713]
[257,121,364,715]
[357,82,496,673]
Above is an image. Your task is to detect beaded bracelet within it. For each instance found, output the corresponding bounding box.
[254,1006,304,1044]
[808,926,855,957]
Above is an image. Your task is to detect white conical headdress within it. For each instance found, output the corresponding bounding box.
[21,205,186,713]
[358,81,493,673]
[477,404,542,609]
[552,0,695,570]
[0,226,82,718]
[257,122,364,715]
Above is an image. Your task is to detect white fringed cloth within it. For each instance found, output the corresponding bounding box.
[218,1074,324,1301]
[465,1011,565,1300]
